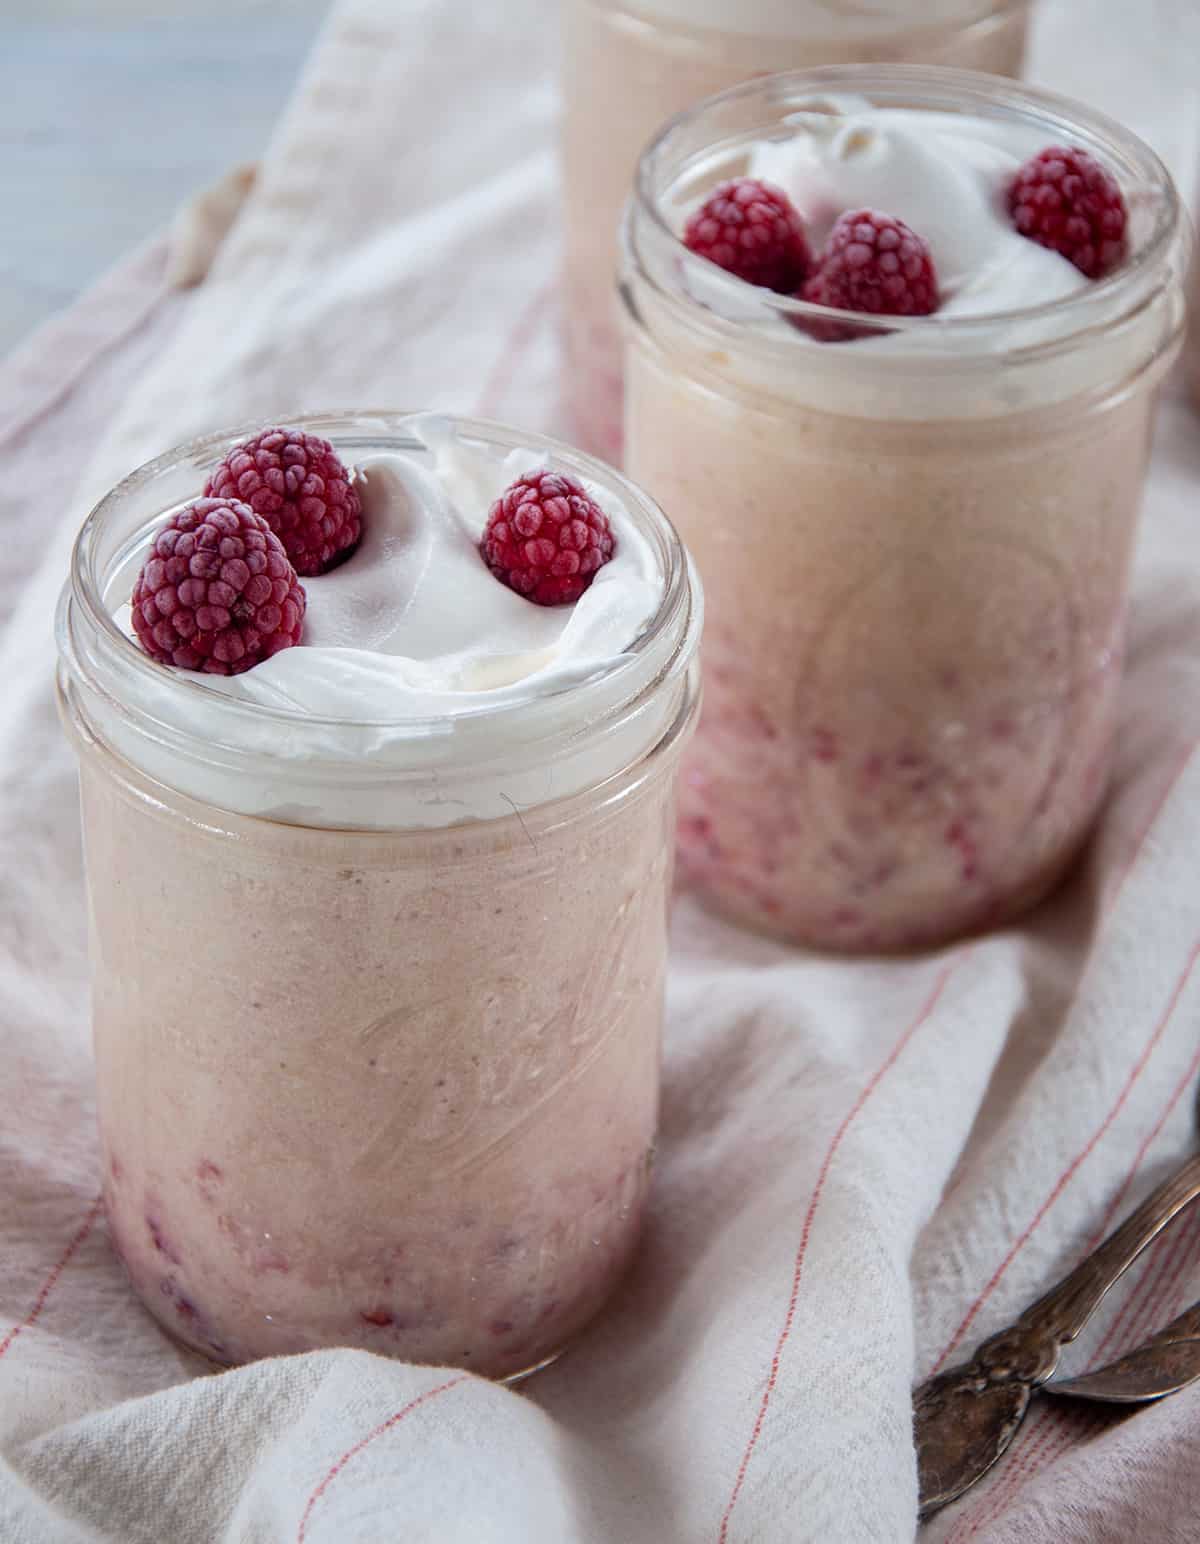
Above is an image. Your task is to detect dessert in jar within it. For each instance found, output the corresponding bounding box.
[56,412,701,1378]
[622,66,1189,952]
[562,0,1034,461]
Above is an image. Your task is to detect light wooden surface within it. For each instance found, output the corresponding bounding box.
[0,0,330,355]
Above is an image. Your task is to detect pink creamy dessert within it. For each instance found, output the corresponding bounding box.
[57,413,701,1376]
[622,70,1189,951]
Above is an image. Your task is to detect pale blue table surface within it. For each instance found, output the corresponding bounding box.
[0,0,330,356]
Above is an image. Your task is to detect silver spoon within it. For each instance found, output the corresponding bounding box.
[1044,1297,1200,1404]
[915,1083,1200,1519]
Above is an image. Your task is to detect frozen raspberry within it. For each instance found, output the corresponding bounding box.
[684,178,811,293]
[481,470,615,606]
[1007,145,1128,279]
[204,427,361,576]
[802,209,940,322]
[131,498,306,674]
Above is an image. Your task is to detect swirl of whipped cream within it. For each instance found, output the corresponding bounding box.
[678,106,1091,333]
[76,416,695,830]
[651,100,1184,416]
[750,108,1088,322]
[155,420,664,721]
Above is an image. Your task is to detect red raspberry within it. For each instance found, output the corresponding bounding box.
[204,427,361,576]
[131,498,306,675]
[1007,145,1128,279]
[684,178,811,294]
[481,470,615,606]
[802,209,940,321]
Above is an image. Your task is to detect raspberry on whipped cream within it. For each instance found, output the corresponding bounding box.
[683,178,811,293]
[803,208,940,320]
[204,427,362,577]
[131,498,306,674]
[678,109,1134,344]
[481,470,616,606]
[1008,145,1128,280]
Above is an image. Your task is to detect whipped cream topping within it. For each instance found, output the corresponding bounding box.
[749,106,1089,323]
[627,0,999,41]
[645,97,1186,418]
[117,419,662,722]
[77,418,697,830]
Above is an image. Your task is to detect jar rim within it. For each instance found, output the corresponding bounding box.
[630,63,1184,349]
[58,646,701,853]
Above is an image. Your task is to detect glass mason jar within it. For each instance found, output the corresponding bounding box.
[622,68,1189,953]
[562,0,1034,462]
[56,411,701,1379]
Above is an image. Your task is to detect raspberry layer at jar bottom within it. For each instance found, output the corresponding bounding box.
[627,352,1156,952]
[77,734,682,1378]
[561,0,1031,463]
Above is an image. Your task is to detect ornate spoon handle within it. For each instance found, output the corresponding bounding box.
[974,1151,1200,1386]
[916,1151,1200,1517]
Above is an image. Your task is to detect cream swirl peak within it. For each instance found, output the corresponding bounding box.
[748,106,1093,319]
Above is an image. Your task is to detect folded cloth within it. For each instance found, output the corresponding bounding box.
[2,1,1200,1540]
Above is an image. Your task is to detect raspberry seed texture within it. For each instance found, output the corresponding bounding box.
[802,208,940,321]
[1007,144,1128,280]
[684,178,811,294]
[481,470,616,606]
[205,427,362,576]
[131,497,306,674]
